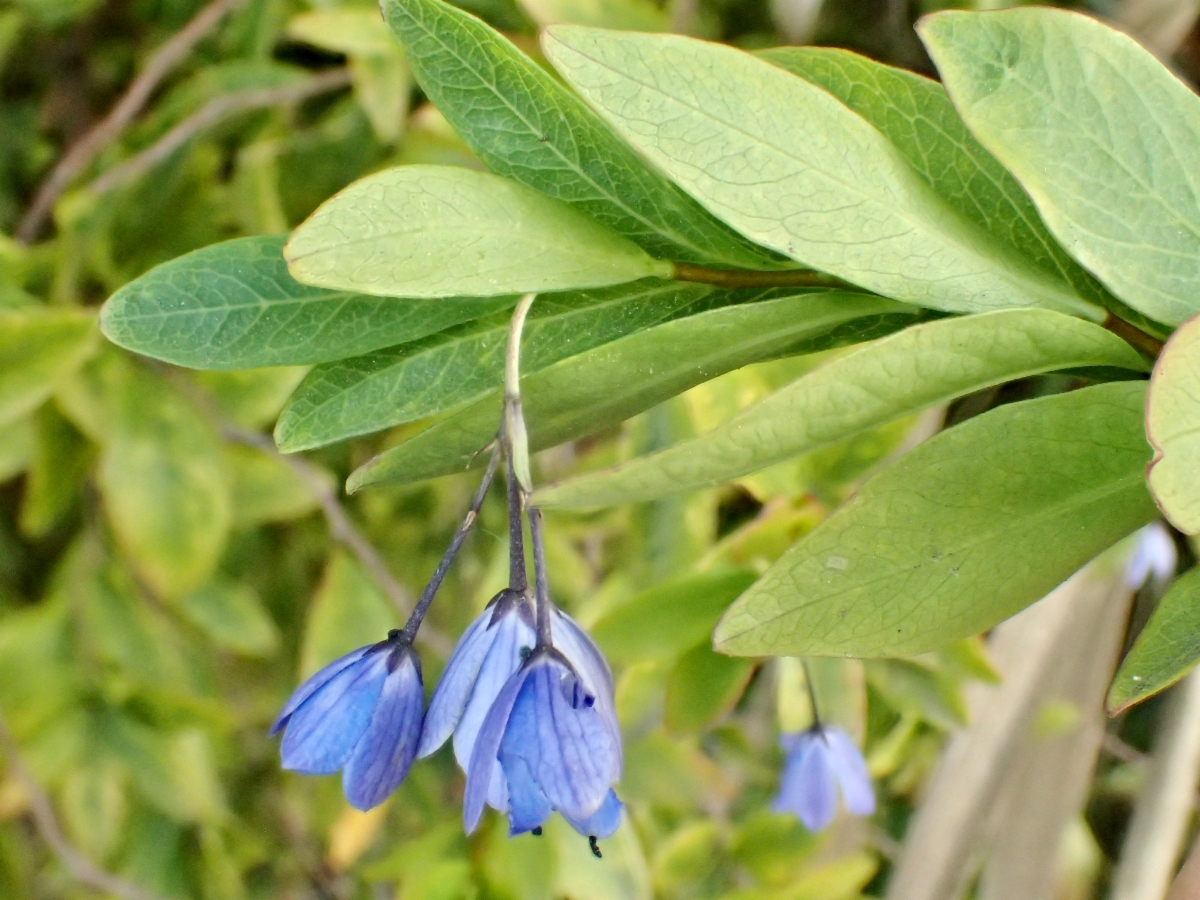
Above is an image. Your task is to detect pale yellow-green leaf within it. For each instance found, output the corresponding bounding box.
[179,580,280,658]
[0,414,33,481]
[1146,313,1200,532]
[285,165,672,298]
[534,309,1147,508]
[286,8,398,56]
[350,52,411,144]
[920,8,1200,326]
[98,363,232,600]
[519,0,668,32]
[226,444,319,527]
[0,308,97,426]
[542,27,1101,320]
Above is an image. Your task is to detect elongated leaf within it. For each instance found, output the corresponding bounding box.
[665,643,757,734]
[101,237,512,369]
[533,310,1148,508]
[276,280,715,451]
[714,382,1158,657]
[0,309,97,426]
[591,569,757,665]
[542,27,1100,320]
[760,46,1109,311]
[919,9,1200,326]
[1146,314,1200,532]
[285,164,672,297]
[1108,566,1200,712]
[99,363,232,600]
[348,291,922,489]
[179,580,280,658]
[380,0,775,268]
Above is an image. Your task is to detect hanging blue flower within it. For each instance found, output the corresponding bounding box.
[418,590,620,820]
[772,725,874,832]
[272,630,424,811]
[461,645,622,848]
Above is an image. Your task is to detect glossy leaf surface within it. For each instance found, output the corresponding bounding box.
[275,281,714,451]
[1146,314,1200,533]
[1109,566,1200,712]
[348,290,921,489]
[533,309,1147,507]
[543,26,1101,319]
[715,382,1157,657]
[380,0,775,268]
[285,165,672,298]
[101,237,512,369]
[761,46,1110,311]
[920,8,1200,326]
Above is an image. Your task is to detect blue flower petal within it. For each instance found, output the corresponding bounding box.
[506,658,618,823]
[280,652,389,774]
[773,732,837,831]
[417,608,495,758]
[271,646,371,735]
[563,789,623,840]
[551,610,621,765]
[342,651,425,811]
[453,611,535,773]
[823,727,875,818]
[464,662,533,834]
[500,753,552,836]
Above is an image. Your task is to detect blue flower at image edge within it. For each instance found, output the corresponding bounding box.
[272,630,424,811]
[773,725,875,832]
[463,645,622,842]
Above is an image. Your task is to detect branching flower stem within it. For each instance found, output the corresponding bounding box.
[400,446,501,644]
[500,294,554,644]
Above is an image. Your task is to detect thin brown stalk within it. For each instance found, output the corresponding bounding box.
[87,70,352,196]
[221,424,453,658]
[0,712,169,900]
[17,0,252,242]
[670,262,850,289]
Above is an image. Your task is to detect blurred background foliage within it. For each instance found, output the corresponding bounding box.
[0,0,1196,898]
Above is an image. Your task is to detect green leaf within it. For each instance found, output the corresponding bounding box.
[1108,566,1200,712]
[19,406,90,538]
[591,569,757,665]
[98,362,232,600]
[286,8,399,56]
[918,8,1200,327]
[0,415,33,482]
[100,236,513,369]
[665,643,757,733]
[380,0,776,268]
[299,552,399,679]
[348,290,921,489]
[194,365,308,429]
[227,444,320,527]
[533,309,1148,507]
[542,26,1101,320]
[179,580,280,658]
[0,309,97,426]
[760,46,1110,312]
[285,165,672,298]
[275,280,715,452]
[1146,313,1200,533]
[714,381,1158,657]
[864,659,966,730]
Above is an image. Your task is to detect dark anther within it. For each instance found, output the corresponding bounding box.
[387,629,402,641]
[531,826,542,837]
[588,835,602,859]
[519,646,532,660]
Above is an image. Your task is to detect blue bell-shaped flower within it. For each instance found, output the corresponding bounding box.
[272,630,424,811]
[772,725,874,831]
[463,646,622,843]
[418,589,621,811]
